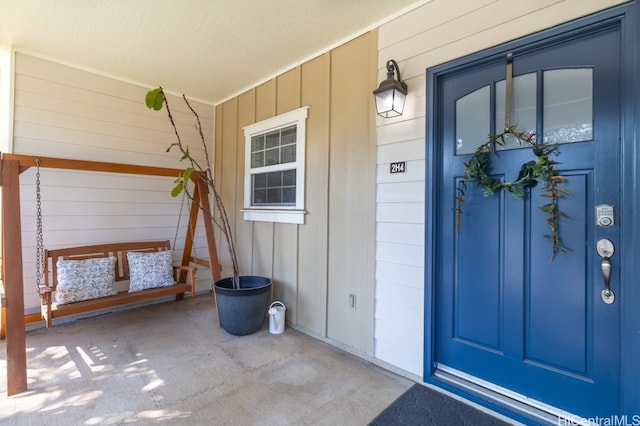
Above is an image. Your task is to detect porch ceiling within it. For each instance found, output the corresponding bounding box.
[0,0,422,105]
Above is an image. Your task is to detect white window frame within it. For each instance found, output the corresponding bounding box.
[242,106,309,224]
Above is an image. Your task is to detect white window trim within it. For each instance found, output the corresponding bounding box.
[242,106,309,224]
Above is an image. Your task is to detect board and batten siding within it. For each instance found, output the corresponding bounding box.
[374,0,627,377]
[215,33,377,355]
[10,52,214,312]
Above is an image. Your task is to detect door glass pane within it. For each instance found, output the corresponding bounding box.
[495,72,537,150]
[543,68,593,143]
[456,86,490,155]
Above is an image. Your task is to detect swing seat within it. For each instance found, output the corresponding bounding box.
[39,240,197,328]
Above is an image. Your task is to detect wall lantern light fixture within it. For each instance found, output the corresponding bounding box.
[373,59,408,118]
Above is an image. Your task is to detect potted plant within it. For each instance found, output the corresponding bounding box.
[145,87,271,336]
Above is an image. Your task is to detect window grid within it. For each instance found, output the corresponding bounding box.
[251,125,297,169]
[252,169,297,206]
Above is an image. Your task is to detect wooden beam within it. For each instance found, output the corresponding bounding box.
[1,153,184,178]
[190,257,211,268]
[179,182,201,284]
[1,159,27,395]
[24,313,43,325]
[194,177,222,326]
[195,177,222,283]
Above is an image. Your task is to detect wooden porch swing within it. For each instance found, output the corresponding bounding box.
[0,153,222,396]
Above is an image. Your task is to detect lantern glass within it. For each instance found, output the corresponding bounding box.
[375,88,406,118]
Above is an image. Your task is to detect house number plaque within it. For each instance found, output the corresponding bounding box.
[390,161,406,174]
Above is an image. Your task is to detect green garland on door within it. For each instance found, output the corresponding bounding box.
[454,125,571,260]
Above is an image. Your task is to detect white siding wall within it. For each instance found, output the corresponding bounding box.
[374,0,627,377]
[0,48,10,274]
[11,52,214,312]
[0,48,10,152]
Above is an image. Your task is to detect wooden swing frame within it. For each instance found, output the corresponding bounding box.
[0,152,222,396]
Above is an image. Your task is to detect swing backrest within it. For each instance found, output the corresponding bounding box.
[43,240,172,290]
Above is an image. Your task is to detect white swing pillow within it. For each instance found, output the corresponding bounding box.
[127,250,176,292]
[55,256,117,305]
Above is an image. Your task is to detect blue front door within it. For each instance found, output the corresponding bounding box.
[432,20,622,418]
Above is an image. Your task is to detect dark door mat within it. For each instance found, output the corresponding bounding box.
[369,383,513,425]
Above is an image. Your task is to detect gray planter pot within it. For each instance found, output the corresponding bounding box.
[214,276,272,336]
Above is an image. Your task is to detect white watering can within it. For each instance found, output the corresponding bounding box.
[268,301,286,334]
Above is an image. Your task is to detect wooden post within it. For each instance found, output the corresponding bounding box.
[195,177,222,283]
[195,177,223,326]
[179,182,201,284]
[1,158,28,395]
[0,291,6,340]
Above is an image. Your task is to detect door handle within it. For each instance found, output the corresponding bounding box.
[600,257,615,304]
[596,238,615,304]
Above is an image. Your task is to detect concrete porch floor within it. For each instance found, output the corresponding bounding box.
[1,294,414,425]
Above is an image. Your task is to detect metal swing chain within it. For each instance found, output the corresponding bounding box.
[35,159,44,295]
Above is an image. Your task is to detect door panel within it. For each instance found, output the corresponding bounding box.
[435,24,621,417]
